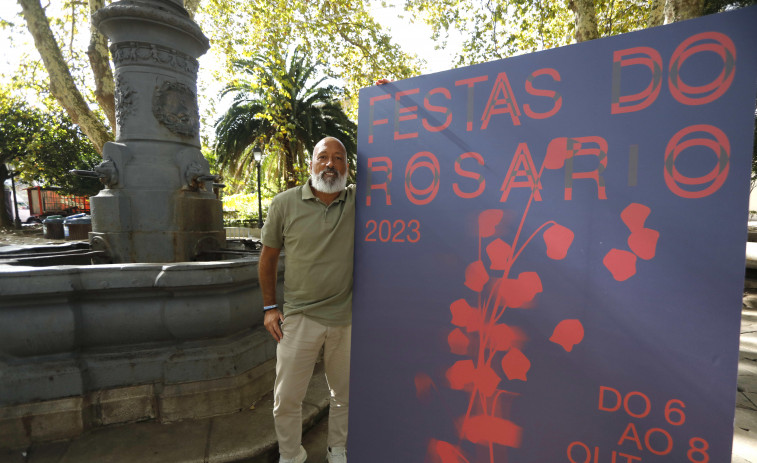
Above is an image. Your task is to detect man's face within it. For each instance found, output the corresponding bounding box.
[310,138,348,194]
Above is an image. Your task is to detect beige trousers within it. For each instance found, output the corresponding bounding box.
[273,313,351,459]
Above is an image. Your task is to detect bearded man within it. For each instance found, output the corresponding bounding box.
[258,137,354,463]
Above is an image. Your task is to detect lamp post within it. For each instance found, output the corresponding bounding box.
[4,161,22,229]
[253,147,263,229]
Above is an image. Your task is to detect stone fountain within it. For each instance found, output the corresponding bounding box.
[0,0,280,449]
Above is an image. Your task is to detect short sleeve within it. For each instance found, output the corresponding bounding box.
[260,195,284,249]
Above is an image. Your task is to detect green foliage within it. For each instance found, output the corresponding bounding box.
[196,0,421,119]
[222,192,272,224]
[0,92,102,198]
[404,0,655,66]
[214,48,357,191]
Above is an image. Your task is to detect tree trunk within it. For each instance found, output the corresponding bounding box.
[0,166,12,229]
[568,0,600,42]
[649,0,665,27]
[18,0,113,154]
[665,0,704,23]
[87,0,116,130]
[283,139,297,189]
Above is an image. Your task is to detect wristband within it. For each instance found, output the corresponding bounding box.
[263,304,278,311]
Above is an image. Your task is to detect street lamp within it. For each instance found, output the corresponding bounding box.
[253,146,263,229]
[4,161,22,229]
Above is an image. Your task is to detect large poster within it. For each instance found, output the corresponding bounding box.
[350,8,757,463]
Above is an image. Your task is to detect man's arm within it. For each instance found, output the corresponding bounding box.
[259,244,284,342]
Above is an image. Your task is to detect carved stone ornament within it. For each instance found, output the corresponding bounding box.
[111,42,199,75]
[95,158,119,189]
[152,81,199,137]
[114,75,136,128]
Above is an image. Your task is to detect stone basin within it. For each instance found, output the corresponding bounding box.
[0,251,283,449]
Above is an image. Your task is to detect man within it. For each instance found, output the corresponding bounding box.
[259,137,355,463]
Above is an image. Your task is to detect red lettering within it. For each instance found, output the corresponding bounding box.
[669,32,736,105]
[623,391,651,418]
[394,88,420,140]
[644,428,673,455]
[405,152,440,205]
[524,68,562,119]
[617,422,643,451]
[481,71,521,129]
[455,75,488,131]
[422,87,452,132]
[366,157,392,206]
[368,94,391,143]
[599,386,622,412]
[563,136,608,201]
[611,46,663,114]
[566,442,592,463]
[453,152,485,199]
[501,143,541,202]
[664,124,729,198]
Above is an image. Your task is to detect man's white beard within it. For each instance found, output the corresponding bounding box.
[311,168,347,194]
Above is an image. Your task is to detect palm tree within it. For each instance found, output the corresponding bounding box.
[214,48,357,190]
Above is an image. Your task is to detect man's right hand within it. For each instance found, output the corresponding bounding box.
[264,308,285,342]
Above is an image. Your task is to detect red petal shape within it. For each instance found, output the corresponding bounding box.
[464,260,489,292]
[549,319,585,352]
[501,348,530,381]
[478,209,504,238]
[621,203,651,232]
[474,364,501,397]
[603,248,637,281]
[449,299,482,332]
[414,373,435,400]
[544,137,569,170]
[446,360,476,390]
[488,323,516,352]
[499,272,542,308]
[448,328,470,355]
[628,227,659,260]
[428,439,470,463]
[486,239,512,270]
[543,223,574,260]
[461,415,522,448]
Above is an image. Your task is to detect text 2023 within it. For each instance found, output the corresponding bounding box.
[364,219,420,243]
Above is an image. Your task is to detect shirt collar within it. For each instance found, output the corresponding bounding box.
[302,178,347,203]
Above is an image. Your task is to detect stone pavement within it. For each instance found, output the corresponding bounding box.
[1,307,757,463]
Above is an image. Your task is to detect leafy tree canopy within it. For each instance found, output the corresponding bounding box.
[215,48,357,191]
[0,91,102,198]
[197,0,421,120]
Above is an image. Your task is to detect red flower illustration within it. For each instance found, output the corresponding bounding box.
[464,260,489,292]
[501,348,531,381]
[603,248,638,281]
[486,238,512,270]
[499,272,542,308]
[543,223,574,260]
[461,415,522,448]
[478,209,504,238]
[550,319,585,352]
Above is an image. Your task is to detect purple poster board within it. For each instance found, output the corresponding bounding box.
[350,8,757,463]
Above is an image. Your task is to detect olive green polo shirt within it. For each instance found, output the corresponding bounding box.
[260,180,355,326]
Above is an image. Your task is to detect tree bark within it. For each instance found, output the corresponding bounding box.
[649,0,665,27]
[568,0,600,42]
[18,0,113,154]
[87,0,116,130]
[665,0,704,23]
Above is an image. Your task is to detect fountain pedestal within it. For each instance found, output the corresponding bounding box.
[90,0,224,263]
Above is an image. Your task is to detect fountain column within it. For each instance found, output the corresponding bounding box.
[90,0,224,263]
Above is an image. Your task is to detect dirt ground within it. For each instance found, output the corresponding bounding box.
[0,225,67,247]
